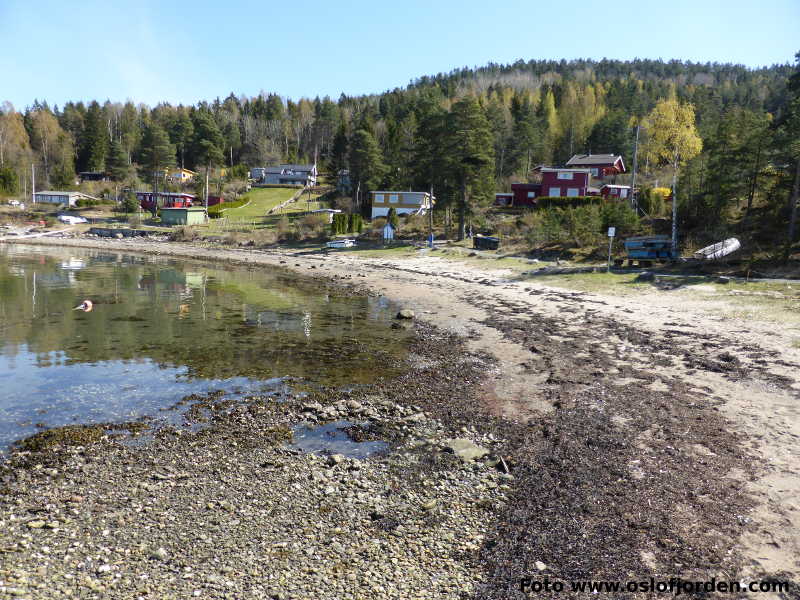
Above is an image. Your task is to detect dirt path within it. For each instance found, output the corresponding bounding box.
[7,237,800,587]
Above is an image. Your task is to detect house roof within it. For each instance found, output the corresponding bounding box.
[566,154,625,169]
[602,184,631,189]
[372,191,429,195]
[539,167,592,174]
[135,191,197,198]
[37,190,93,197]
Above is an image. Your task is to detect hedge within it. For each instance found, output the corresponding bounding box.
[534,196,604,209]
[330,213,363,235]
[76,198,113,207]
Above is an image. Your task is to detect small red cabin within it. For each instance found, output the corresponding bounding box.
[137,191,196,211]
[511,183,542,207]
[600,185,632,200]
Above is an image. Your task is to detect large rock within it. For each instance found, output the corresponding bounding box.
[396,308,415,320]
[443,438,490,463]
[635,271,656,282]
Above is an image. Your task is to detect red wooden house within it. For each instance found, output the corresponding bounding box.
[539,168,592,197]
[136,191,196,211]
[565,154,625,180]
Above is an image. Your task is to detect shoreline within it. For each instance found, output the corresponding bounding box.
[1,236,799,597]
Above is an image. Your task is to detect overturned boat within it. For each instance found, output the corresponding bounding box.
[693,238,741,260]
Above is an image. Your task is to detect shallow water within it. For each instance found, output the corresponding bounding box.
[0,244,407,452]
[290,421,389,458]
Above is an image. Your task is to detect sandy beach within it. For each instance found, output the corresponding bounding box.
[1,235,798,598]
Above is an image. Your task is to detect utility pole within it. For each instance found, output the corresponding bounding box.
[671,153,679,256]
[428,185,434,248]
[31,164,35,204]
[630,124,640,213]
[205,168,210,213]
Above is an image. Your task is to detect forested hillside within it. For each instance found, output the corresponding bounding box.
[1,56,798,248]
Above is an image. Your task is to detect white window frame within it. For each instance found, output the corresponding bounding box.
[374,194,384,203]
[566,188,579,197]
[620,189,628,198]
[557,172,573,180]
[527,191,536,198]
[591,168,599,177]
[389,194,399,203]
[548,187,561,197]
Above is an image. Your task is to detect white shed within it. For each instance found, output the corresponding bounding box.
[382,222,395,241]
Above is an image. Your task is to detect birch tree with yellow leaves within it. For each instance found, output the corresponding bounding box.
[644,98,702,253]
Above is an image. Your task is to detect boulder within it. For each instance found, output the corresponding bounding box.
[443,438,489,463]
[396,308,415,320]
[635,271,656,282]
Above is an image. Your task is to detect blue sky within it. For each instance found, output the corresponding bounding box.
[1,0,798,110]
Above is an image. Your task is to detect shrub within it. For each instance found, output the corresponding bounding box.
[638,187,668,216]
[120,192,139,214]
[227,164,249,181]
[170,226,198,241]
[387,207,399,229]
[599,202,639,236]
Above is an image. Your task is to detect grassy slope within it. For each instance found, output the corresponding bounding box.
[220,188,298,218]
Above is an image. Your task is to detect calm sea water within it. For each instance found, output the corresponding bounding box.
[0,244,407,452]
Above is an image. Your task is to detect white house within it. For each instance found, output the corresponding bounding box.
[370,191,433,220]
[33,191,97,207]
[252,164,317,186]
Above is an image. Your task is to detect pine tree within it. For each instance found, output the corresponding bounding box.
[141,124,175,216]
[108,138,130,181]
[444,97,495,239]
[171,111,194,170]
[80,101,108,172]
[349,128,386,197]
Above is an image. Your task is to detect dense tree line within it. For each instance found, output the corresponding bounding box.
[1,55,798,244]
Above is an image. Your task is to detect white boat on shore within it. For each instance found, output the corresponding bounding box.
[693,238,741,260]
[326,238,356,249]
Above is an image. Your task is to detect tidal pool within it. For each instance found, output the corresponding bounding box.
[0,244,408,452]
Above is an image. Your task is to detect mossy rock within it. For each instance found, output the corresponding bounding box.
[16,422,150,452]
[17,424,108,452]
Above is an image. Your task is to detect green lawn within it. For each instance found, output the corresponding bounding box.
[219,188,298,218]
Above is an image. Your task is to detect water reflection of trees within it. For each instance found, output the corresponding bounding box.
[0,249,407,384]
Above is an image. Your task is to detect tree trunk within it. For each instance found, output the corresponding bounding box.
[787,157,800,256]
[746,140,763,215]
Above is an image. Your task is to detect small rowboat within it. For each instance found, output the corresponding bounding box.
[326,239,356,249]
[693,238,741,260]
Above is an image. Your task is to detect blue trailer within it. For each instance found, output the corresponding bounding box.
[616,235,678,267]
